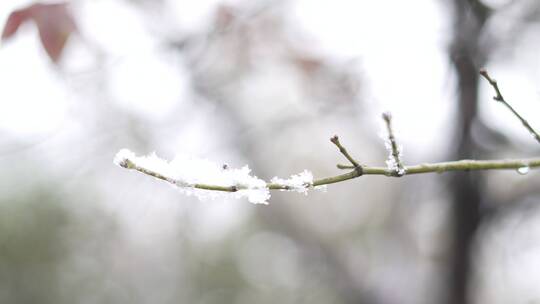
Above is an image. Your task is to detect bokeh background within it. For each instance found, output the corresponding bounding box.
[1,0,540,303]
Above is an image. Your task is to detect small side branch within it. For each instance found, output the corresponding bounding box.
[382,112,406,176]
[330,135,363,175]
[479,69,540,144]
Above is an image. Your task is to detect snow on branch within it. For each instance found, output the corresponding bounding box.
[114,69,540,204]
[114,149,271,204]
[113,149,330,204]
[382,112,406,176]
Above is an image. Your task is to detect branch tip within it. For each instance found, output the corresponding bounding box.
[480,69,540,145]
[479,68,503,101]
[330,134,361,169]
[120,158,135,169]
[382,111,392,122]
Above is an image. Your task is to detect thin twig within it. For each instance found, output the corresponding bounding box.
[120,155,540,192]
[118,159,241,192]
[382,112,406,176]
[479,69,540,144]
[330,135,363,175]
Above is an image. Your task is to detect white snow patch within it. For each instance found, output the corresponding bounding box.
[113,149,270,204]
[271,170,314,195]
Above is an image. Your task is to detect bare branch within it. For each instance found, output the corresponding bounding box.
[479,69,540,144]
[120,152,539,193]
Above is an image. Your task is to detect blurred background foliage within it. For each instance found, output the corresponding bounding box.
[1,0,540,303]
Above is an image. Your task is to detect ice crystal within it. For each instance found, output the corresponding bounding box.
[384,140,406,176]
[113,148,136,168]
[270,170,314,194]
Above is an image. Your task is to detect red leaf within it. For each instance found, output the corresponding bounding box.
[1,9,32,40]
[32,3,77,62]
[1,2,77,63]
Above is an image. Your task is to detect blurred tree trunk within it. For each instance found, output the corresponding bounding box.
[448,1,490,303]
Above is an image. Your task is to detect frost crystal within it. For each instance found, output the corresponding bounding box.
[271,170,314,195]
[384,140,406,176]
[113,148,136,168]
[113,149,270,204]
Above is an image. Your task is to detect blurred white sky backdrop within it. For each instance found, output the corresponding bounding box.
[3,0,540,151]
[2,0,540,303]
